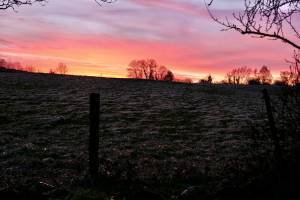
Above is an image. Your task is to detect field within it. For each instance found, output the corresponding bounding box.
[0,72,277,198]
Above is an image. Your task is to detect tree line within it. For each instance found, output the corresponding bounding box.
[0,58,37,72]
[49,63,68,75]
[127,52,300,86]
[224,51,300,86]
[0,58,68,75]
[2,54,299,86]
[225,66,272,85]
[127,59,174,81]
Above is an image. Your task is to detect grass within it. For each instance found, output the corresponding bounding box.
[0,72,286,199]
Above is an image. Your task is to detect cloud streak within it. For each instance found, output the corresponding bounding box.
[0,0,294,80]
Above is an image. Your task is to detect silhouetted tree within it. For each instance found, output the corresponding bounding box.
[147,59,157,80]
[0,58,7,67]
[280,71,291,85]
[7,61,23,71]
[248,78,261,85]
[199,79,206,84]
[163,70,174,82]
[0,0,46,10]
[156,65,168,80]
[25,66,36,72]
[127,59,174,81]
[49,68,56,74]
[0,58,39,73]
[0,58,21,70]
[225,72,233,84]
[286,50,300,85]
[0,0,116,10]
[182,78,193,84]
[274,80,288,86]
[226,66,252,84]
[199,74,213,84]
[220,79,228,84]
[94,0,116,6]
[259,66,273,85]
[56,62,68,75]
[206,0,300,49]
[127,60,144,79]
[127,59,157,79]
[207,75,213,84]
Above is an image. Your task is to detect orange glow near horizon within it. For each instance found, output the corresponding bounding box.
[0,0,296,82]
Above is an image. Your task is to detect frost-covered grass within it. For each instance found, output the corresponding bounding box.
[0,72,277,195]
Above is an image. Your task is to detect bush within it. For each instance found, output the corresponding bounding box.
[248,79,261,85]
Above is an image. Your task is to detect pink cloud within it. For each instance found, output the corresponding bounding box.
[0,0,296,80]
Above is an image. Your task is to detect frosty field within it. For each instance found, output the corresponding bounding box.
[0,72,275,192]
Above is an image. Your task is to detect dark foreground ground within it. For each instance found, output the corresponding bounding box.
[0,72,299,200]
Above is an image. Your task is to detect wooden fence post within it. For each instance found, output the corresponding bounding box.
[262,89,281,159]
[89,93,100,180]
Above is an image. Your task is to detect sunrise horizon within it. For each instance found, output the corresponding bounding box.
[0,0,296,82]
[1,1,300,199]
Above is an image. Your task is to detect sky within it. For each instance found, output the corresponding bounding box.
[0,0,298,81]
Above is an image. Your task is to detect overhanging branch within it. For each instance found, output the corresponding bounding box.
[205,0,300,50]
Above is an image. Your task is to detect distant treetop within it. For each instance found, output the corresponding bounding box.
[127,59,175,81]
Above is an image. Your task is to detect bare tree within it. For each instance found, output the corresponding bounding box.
[127,60,144,79]
[259,66,273,84]
[56,62,68,75]
[225,71,233,84]
[0,58,7,67]
[156,65,168,80]
[280,71,291,85]
[206,0,300,49]
[286,50,300,85]
[0,0,114,10]
[227,69,238,84]
[127,59,155,79]
[238,66,252,84]
[8,61,23,70]
[0,0,47,10]
[49,68,55,74]
[163,70,174,82]
[147,59,157,80]
[226,66,252,84]
[25,65,36,72]
[127,59,174,81]
[94,0,116,6]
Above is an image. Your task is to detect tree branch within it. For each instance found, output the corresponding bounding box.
[206,0,300,50]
